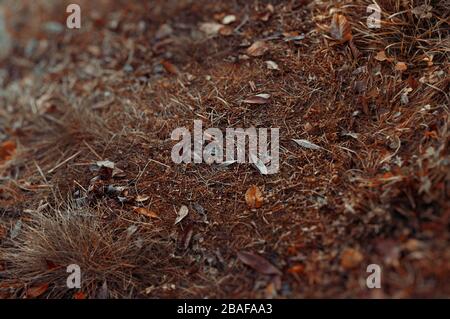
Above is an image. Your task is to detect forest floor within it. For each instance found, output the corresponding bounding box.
[0,0,449,298]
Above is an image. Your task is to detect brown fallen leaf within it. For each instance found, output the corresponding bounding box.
[246,40,269,57]
[374,50,394,62]
[135,195,150,203]
[340,248,364,269]
[73,291,86,299]
[237,251,281,275]
[161,60,179,75]
[134,207,158,218]
[395,62,408,71]
[0,140,16,163]
[330,14,352,43]
[245,185,264,209]
[26,283,49,298]
[243,93,271,104]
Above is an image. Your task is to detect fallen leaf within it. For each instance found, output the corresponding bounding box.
[265,60,279,70]
[374,50,392,62]
[135,195,150,202]
[292,139,322,150]
[73,291,86,299]
[134,207,158,218]
[288,264,305,274]
[340,248,364,269]
[243,93,271,104]
[245,185,264,209]
[96,160,115,169]
[199,22,223,36]
[26,283,49,298]
[330,14,352,43]
[246,40,269,57]
[0,140,16,162]
[395,62,408,71]
[221,15,236,25]
[161,60,179,75]
[174,205,189,225]
[237,251,281,275]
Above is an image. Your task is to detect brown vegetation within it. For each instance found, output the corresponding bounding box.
[0,0,448,298]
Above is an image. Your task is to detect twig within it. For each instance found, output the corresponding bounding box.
[47,151,82,174]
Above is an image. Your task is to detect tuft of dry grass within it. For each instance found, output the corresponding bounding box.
[0,202,172,298]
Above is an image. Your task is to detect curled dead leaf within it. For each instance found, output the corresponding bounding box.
[134,207,158,219]
[245,185,264,209]
[330,14,352,43]
[246,40,269,57]
[237,251,281,275]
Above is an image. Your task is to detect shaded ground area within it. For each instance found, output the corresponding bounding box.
[0,0,449,298]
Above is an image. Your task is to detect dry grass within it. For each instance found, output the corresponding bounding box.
[0,0,449,298]
[1,202,172,298]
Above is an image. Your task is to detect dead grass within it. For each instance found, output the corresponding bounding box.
[0,0,449,298]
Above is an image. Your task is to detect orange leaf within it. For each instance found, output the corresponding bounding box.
[134,207,159,218]
[26,283,49,298]
[161,60,179,75]
[395,62,408,71]
[0,140,16,162]
[73,291,86,299]
[288,264,305,274]
[245,185,263,208]
[330,14,352,43]
[340,248,364,269]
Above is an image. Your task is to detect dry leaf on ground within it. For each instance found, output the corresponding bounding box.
[265,60,279,70]
[395,62,408,71]
[0,140,16,162]
[73,291,86,299]
[340,248,364,269]
[243,94,270,104]
[292,139,322,150]
[237,251,281,275]
[161,60,179,75]
[330,14,352,43]
[134,207,158,218]
[245,185,264,208]
[246,40,269,57]
[174,205,189,225]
